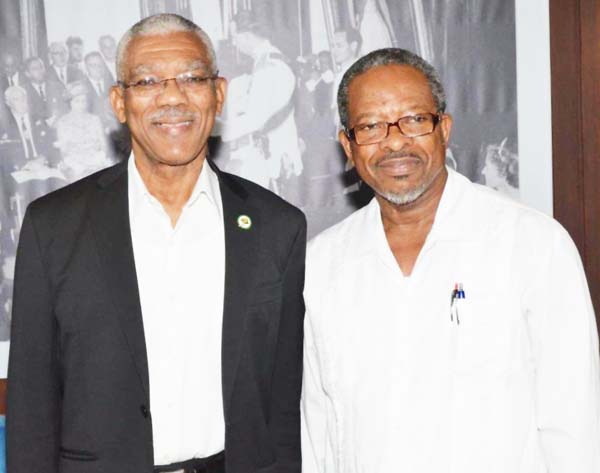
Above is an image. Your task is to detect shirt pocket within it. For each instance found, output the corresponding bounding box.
[453,293,514,375]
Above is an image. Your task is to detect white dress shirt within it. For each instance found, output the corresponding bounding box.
[128,156,225,465]
[302,168,600,473]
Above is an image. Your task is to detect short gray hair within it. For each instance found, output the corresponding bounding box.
[337,48,447,130]
[116,13,217,81]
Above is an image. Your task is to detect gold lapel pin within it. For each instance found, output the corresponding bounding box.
[237,214,252,230]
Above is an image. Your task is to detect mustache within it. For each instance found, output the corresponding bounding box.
[375,151,422,166]
[149,107,198,122]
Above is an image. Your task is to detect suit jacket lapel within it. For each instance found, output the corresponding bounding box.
[86,158,260,410]
[89,161,149,398]
[215,163,260,418]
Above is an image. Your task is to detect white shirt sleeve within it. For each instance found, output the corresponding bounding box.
[302,305,328,473]
[523,223,600,472]
[221,60,295,142]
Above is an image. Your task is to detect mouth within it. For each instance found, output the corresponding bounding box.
[154,120,193,127]
[152,119,195,135]
[376,155,423,178]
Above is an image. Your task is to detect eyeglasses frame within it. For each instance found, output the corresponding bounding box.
[117,70,220,95]
[345,112,444,145]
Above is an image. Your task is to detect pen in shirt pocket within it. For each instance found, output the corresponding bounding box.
[450,283,465,325]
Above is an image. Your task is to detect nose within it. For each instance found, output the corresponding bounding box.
[379,122,412,151]
[155,77,187,106]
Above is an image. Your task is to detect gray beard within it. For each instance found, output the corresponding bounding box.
[375,165,444,206]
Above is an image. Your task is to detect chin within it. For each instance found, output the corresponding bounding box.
[377,185,427,206]
[155,147,205,165]
[163,155,202,166]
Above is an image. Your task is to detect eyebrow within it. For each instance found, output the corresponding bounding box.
[352,108,432,124]
[129,59,211,78]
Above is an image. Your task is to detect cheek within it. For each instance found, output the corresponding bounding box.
[124,100,150,126]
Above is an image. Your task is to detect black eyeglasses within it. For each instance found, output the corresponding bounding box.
[118,70,219,96]
[347,112,442,145]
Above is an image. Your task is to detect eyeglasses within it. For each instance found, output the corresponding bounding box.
[118,70,219,96]
[347,112,442,145]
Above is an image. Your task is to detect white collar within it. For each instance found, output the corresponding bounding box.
[128,153,222,218]
[343,167,476,259]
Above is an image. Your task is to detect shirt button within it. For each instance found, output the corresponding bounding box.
[140,404,150,419]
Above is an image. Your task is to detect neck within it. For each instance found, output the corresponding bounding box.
[377,167,448,276]
[133,150,207,227]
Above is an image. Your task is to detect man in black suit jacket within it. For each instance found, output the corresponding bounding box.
[47,41,85,86]
[83,51,116,121]
[22,56,67,122]
[7,13,305,473]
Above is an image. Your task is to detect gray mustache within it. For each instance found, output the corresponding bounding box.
[149,108,198,122]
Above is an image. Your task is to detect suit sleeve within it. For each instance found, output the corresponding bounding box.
[7,206,61,473]
[524,224,600,472]
[269,213,307,473]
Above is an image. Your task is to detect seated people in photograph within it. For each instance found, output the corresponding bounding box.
[1,85,57,170]
[7,13,305,473]
[55,81,110,181]
[1,85,65,203]
[302,47,600,473]
[481,137,519,199]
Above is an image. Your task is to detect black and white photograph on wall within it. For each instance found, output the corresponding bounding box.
[0,0,518,341]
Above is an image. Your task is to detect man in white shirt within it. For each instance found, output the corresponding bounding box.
[7,13,306,473]
[302,47,600,473]
[221,10,303,196]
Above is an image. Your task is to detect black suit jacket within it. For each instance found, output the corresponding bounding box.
[7,159,306,473]
[46,64,85,86]
[83,77,119,132]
